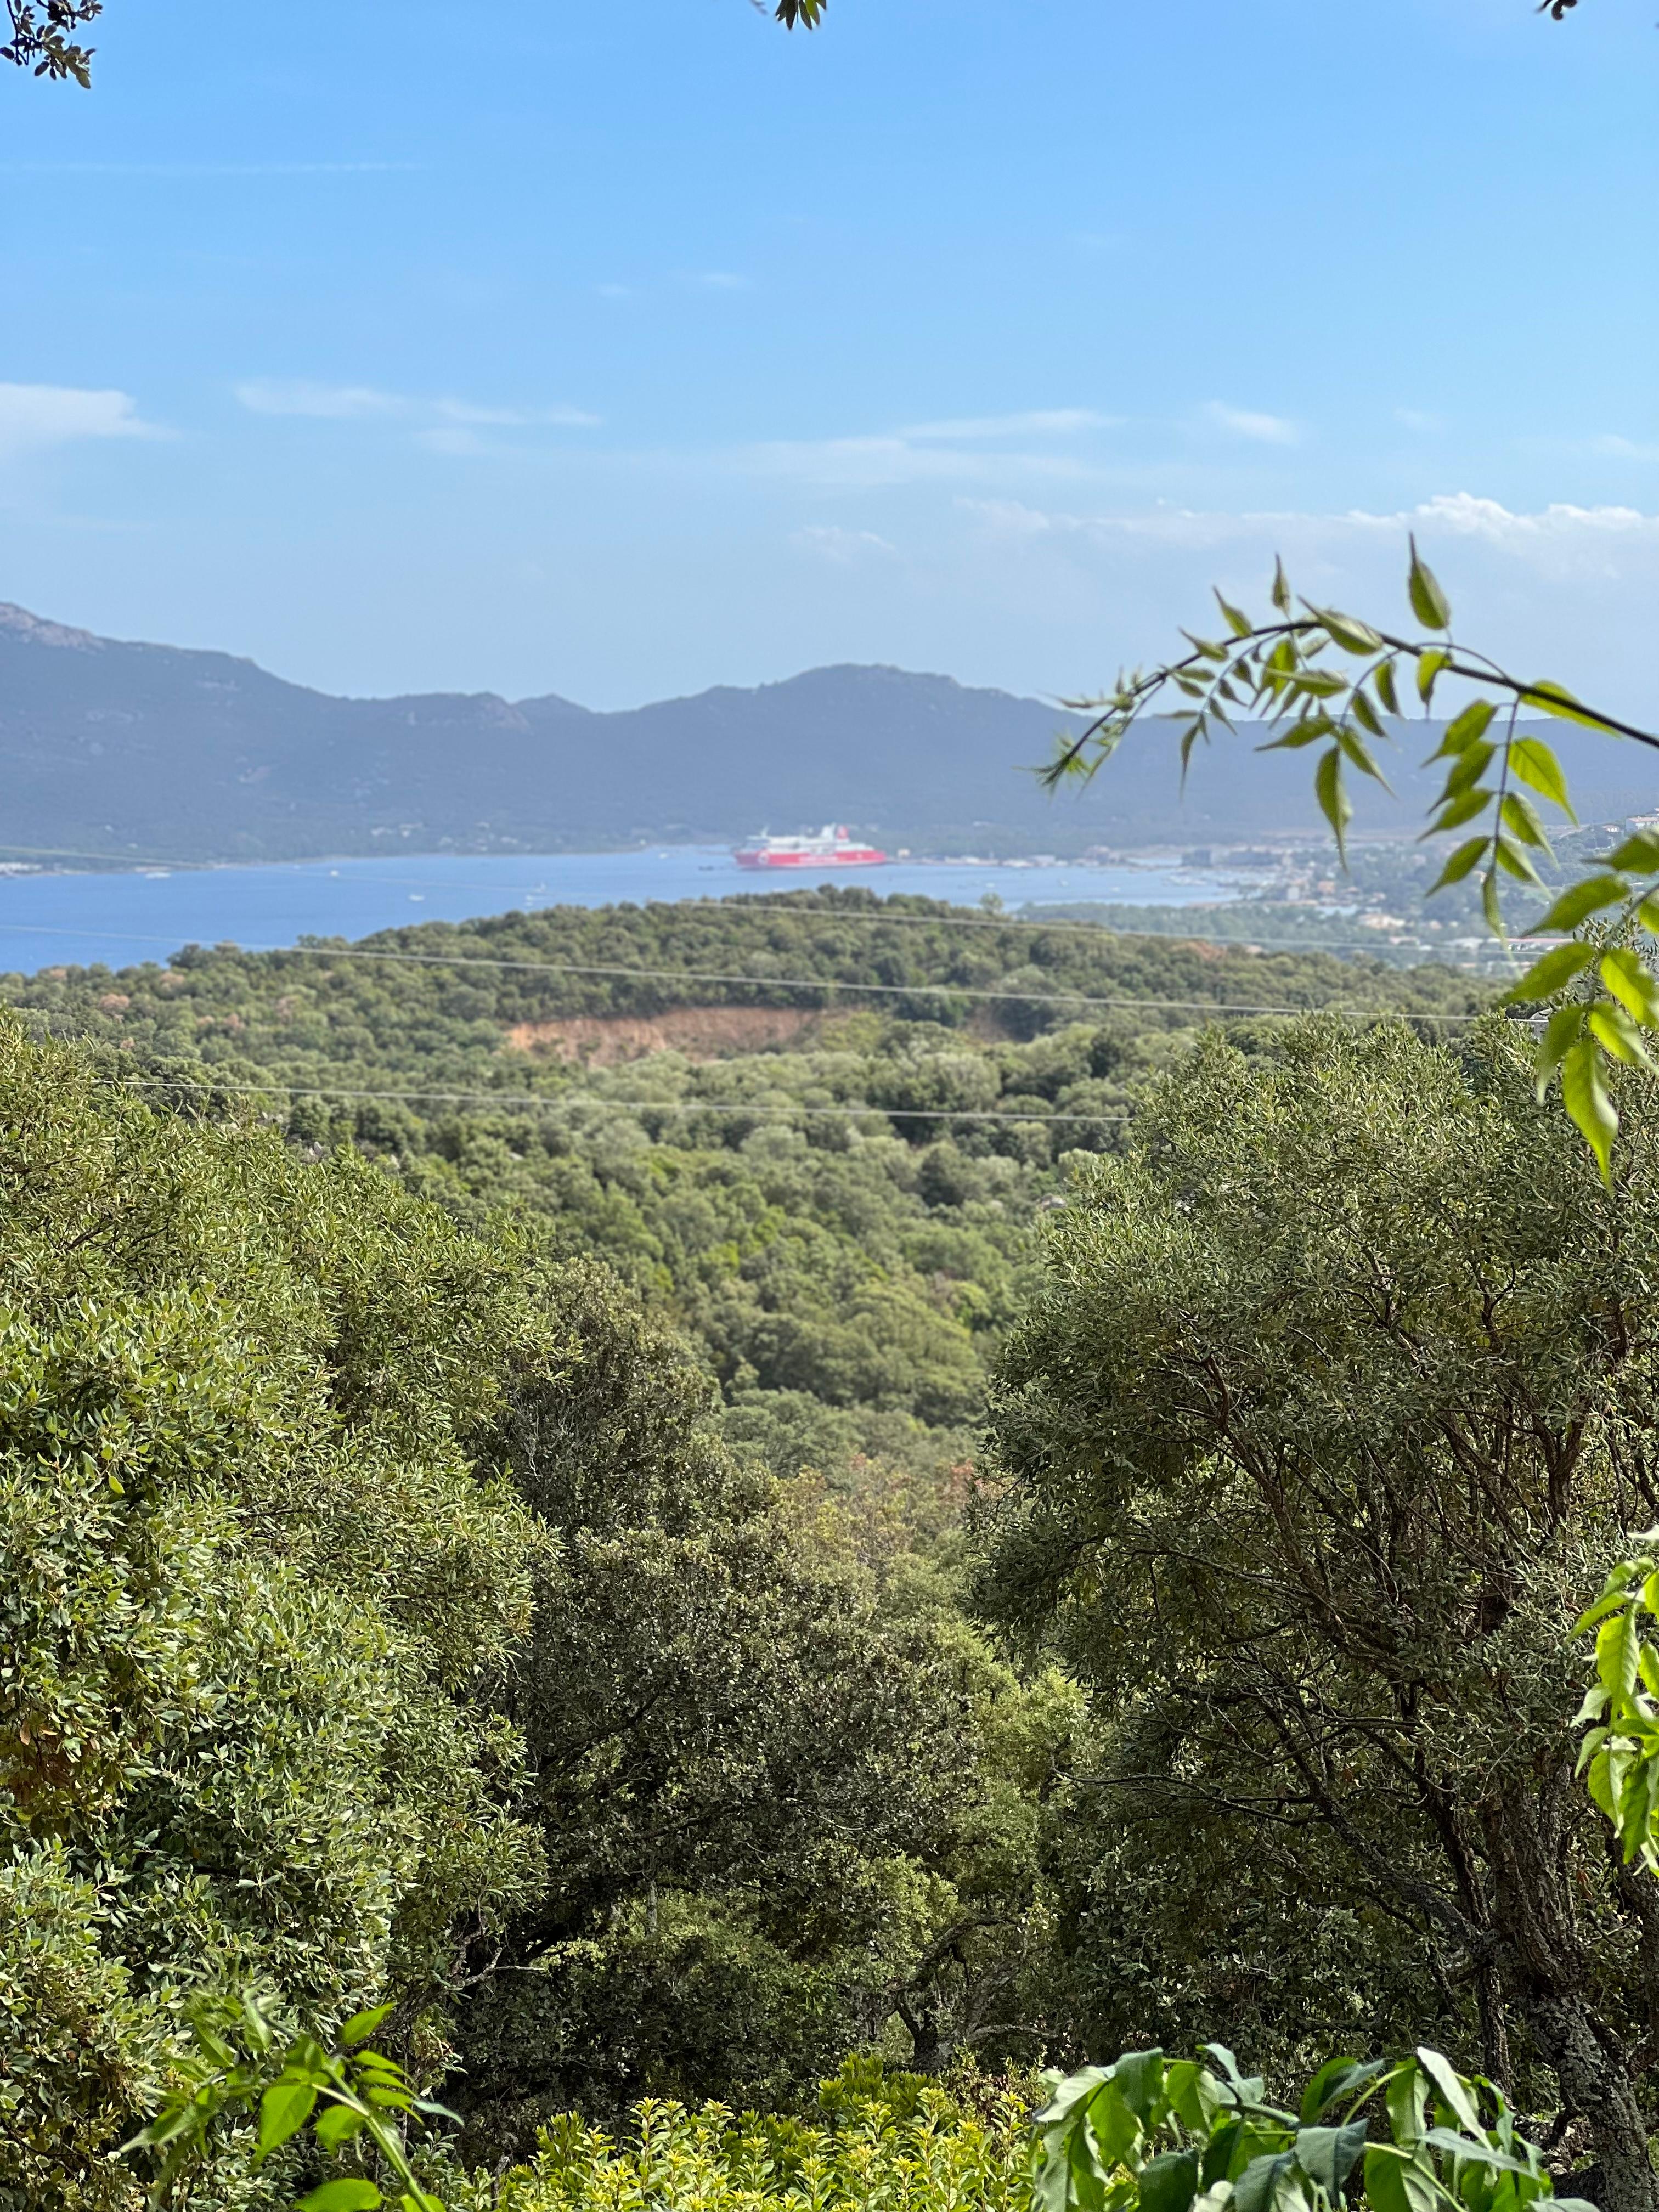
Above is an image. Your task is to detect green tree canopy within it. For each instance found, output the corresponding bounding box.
[979,1017,1659,2212]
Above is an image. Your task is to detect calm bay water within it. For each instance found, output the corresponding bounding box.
[0,846,1239,978]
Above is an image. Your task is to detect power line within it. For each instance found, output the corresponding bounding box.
[11,921,1486,1021]
[119,1076,1130,1127]
[0,887,1534,961]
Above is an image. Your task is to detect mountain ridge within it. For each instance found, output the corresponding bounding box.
[2,601,1654,863]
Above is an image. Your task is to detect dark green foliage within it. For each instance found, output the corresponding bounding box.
[0,1018,548,2207]
[0,1001,1064,2194]
[979,1018,1659,2201]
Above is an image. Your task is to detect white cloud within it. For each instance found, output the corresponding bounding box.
[0,381,163,460]
[1395,408,1444,434]
[902,408,1114,441]
[1591,433,1659,461]
[732,432,1105,490]
[1203,400,1299,446]
[961,489,1659,566]
[236,380,400,420]
[792,524,897,563]
[686,270,751,291]
[235,381,600,441]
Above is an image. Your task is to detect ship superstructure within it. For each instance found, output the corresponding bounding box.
[733,825,888,869]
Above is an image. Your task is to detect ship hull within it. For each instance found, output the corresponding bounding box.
[735,850,886,868]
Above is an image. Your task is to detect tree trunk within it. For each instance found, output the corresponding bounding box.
[1482,1776,1657,2212]
[1523,1994,1653,2212]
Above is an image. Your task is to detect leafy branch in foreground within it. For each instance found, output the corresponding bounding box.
[1032,2041,1595,2212]
[1045,547,1659,1182]
[2,0,99,81]
[1575,1539,1659,1876]
[120,1994,452,2211]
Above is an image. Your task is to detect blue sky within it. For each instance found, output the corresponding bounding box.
[3,0,1658,712]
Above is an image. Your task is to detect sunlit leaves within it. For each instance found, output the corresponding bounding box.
[1560,1037,1617,1186]
[1575,1547,1659,1873]
[1044,538,1659,1182]
[1032,2042,1570,2212]
[1508,736,1575,816]
[122,1994,455,2211]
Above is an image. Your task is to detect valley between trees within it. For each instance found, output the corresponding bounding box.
[2,889,1654,2209]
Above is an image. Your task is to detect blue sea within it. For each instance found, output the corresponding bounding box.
[0,846,1240,978]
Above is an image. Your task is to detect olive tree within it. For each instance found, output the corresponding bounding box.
[979,1017,1659,2212]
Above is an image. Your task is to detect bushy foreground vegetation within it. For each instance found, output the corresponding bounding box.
[5,894,1657,2209]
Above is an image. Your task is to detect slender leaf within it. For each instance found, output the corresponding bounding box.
[1561,1036,1617,1186]
[1408,538,1451,629]
[1502,941,1595,1002]
[1508,736,1576,818]
[1528,873,1628,934]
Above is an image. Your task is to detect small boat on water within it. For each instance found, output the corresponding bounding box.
[733,825,888,870]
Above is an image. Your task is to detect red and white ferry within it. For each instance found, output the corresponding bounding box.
[733,825,888,870]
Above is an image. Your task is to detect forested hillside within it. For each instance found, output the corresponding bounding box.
[7,888,1486,1497]
[9,887,1659,2205]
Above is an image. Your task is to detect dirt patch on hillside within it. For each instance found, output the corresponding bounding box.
[504,1005,827,1064]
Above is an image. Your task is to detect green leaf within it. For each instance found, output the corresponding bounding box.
[1364,2148,1447,2212]
[1408,538,1451,629]
[296,2186,383,2212]
[1271,560,1290,614]
[1508,736,1576,819]
[1086,2080,1143,2169]
[1589,1004,1655,1069]
[1426,836,1489,896]
[1215,592,1253,639]
[1601,946,1659,1028]
[1315,748,1352,859]
[1166,2061,1222,2135]
[315,2103,369,2149]
[1493,834,1544,888]
[1421,2131,1538,2178]
[1348,687,1385,741]
[340,2006,394,2048]
[1232,2152,1297,2212]
[1417,650,1450,704]
[1413,2051,1481,2138]
[1482,868,1504,935]
[1312,607,1384,656]
[1426,788,1492,835]
[1561,1035,1617,1187]
[1518,679,1605,731]
[1532,1005,1584,1098]
[1300,2058,1362,2125]
[256,2079,318,2164]
[1502,940,1595,1003]
[1035,2067,1117,2127]
[1435,701,1498,758]
[1500,791,1549,851]
[1607,830,1659,874]
[1373,660,1401,718]
[1141,2149,1201,2212]
[1336,726,1390,786]
[1528,874,1628,934]
[1295,2123,1369,2191]
[1113,2049,1166,2122]
[1599,1606,1642,1703]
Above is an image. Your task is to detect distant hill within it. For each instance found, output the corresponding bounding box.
[2,601,1654,862]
